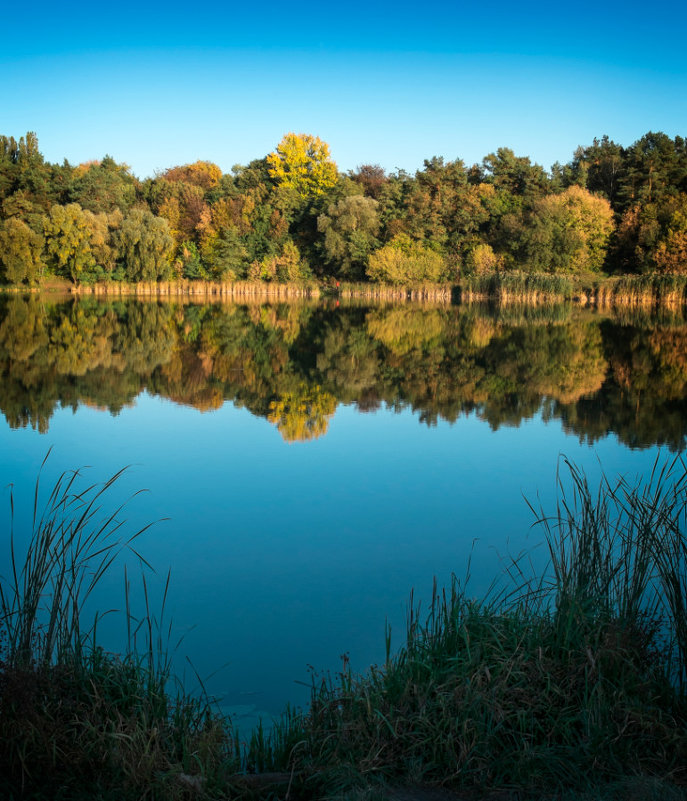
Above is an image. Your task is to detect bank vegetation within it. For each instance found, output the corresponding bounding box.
[1,458,686,799]
[1,131,686,305]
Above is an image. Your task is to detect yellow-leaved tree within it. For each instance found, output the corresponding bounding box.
[266,133,338,199]
[366,234,446,284]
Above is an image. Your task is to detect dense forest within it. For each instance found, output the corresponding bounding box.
[0,131,686,287]
[2,295,686,449]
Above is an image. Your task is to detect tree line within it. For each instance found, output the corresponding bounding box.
[0,131,686,286]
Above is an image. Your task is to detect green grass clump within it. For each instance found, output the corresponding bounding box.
[0,460,240,800]
[286,456,687,798]
[0,647,237,800]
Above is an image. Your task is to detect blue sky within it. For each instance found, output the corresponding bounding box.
[3,0,686,178]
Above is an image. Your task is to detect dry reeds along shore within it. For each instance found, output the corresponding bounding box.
[595,273,687,309]
[336,281,455,304]
[460,271,575,304]
[71,278,321,300]
[75,278,455,304]
[7,271,687,312]
[462,271,687,310]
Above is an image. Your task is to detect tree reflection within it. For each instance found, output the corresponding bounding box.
[0,296,685,450]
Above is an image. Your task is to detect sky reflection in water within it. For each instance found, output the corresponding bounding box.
[0,387,669,718]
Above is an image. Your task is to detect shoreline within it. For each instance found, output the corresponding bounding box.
[2,272,686,310]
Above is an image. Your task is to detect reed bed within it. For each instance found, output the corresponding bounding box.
[0,460,241,800]
[337,282,455,304]
[461,272,687,313]
[595,274,687,310]
[460,272,575,303]
[72,279,321,300]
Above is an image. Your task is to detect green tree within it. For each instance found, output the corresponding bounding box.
[402,158,470,254]
[521,186,614,273]
[177,241,206,279]
[115,209,174,281]
[0,218,45,284]
[67,156,138,214]
[201,226,250,280]
[619,132,687,210]
[575,135,626,207]
[1,190,45,234]
[654,193,687,273]
[43,203,98,282]
[614,193,687,273]
[317,195,380,279]
[0,135,19,201]
[482,148,549,200]
[250,240,310,282]
[15,132,53,210]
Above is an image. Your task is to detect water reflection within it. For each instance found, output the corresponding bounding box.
[1,295,686,449]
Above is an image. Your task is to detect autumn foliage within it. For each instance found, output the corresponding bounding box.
[1,129,686,286]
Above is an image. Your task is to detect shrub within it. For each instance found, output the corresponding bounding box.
[367,234,446,284]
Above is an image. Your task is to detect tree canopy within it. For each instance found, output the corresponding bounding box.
[1,129,686,286]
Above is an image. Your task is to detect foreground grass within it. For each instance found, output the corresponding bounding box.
[1,458,686,799]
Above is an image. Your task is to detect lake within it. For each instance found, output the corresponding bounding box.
[1,294,685,728]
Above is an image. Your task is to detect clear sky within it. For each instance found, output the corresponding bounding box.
[3,0,686,178]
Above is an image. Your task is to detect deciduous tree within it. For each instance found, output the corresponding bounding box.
[653,194,687,273]
[266,133,338,199]
[43,203,98,282]
[522,186,614,273]
[68,156,137,214]
[162,161,222,191]
[0,218,44,284]
[317,195,380,279]
[115,209,174,281]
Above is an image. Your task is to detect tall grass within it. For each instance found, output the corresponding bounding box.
[2,456,686,799]
[0,459,240,799]
[532,456,687,689]
[285,456,687,797]
[336,281,455,303]
[0,453,155,668]
[461,271,575,302]
[73,278,321,300]
[596,274,687,308]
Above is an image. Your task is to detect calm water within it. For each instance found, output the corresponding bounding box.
[1,296,686,724]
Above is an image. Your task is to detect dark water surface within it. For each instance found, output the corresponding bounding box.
[1,295,685,724]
